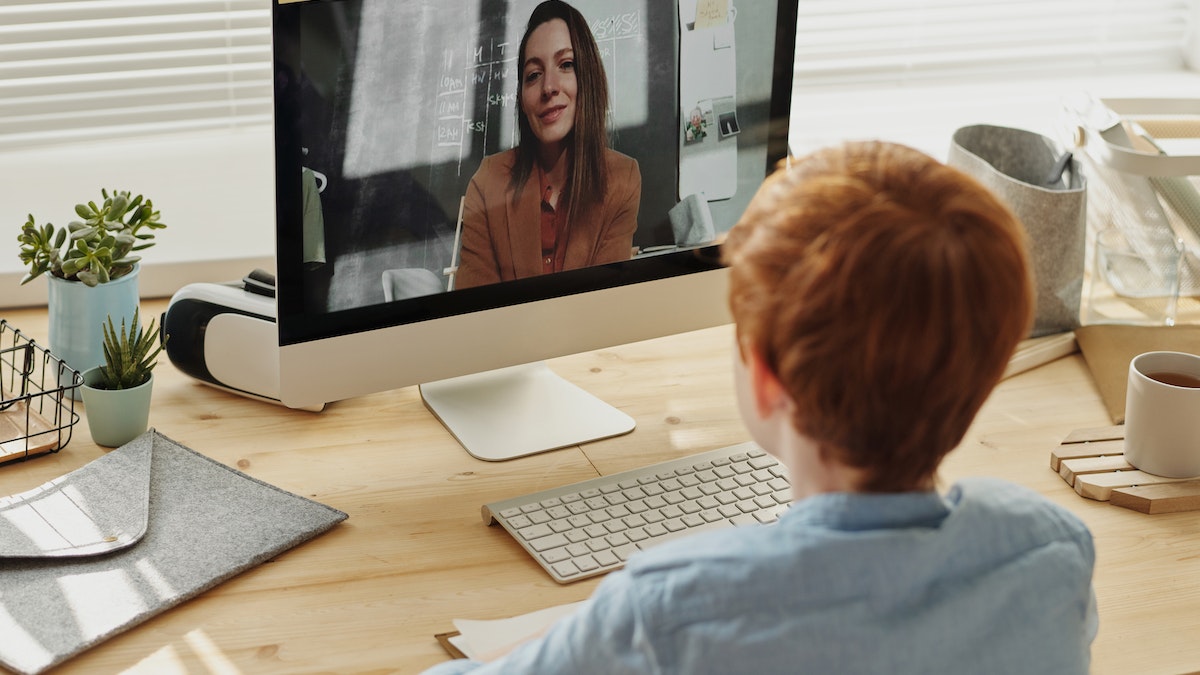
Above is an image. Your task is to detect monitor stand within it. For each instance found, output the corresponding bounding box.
[419,361,636,461]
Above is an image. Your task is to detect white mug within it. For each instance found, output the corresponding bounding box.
[1124,351,1200,478]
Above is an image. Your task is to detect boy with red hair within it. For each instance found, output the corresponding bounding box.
[425,141,1097,674]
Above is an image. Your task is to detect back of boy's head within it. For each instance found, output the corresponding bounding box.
[722,141,1034,492]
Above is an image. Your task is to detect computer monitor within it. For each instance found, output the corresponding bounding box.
[272,0,798,460]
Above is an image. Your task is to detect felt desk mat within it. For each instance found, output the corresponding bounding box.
[0,430,347,675]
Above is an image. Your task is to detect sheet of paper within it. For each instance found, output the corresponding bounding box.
[694,0,728,29]
[451,600,587,660]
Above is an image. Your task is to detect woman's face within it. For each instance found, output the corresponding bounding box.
[521,18,577,150]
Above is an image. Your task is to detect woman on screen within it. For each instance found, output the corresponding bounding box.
[454,0,642,289]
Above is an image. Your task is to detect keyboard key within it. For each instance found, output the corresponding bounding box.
[622,514,648,528]
[540,497,563,508]
[507,515,533,529]
[605,532,631,547]
[517,523,553,540]
[625,527,648,542]
[587,538,611,553]
[606,504,632,519]
[529,533,569,552]
[749,456,776,470]
[644,522,668,538]
[542,547,570,564]
[614,543,639,560]
[593,550,620,567]
[642,510,665,523]
[604,520,627,534]
[552,561,581,578]
[575,555,600,572]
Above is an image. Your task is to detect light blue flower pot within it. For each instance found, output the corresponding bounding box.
[80,367,153,447]
[47,266,140,395]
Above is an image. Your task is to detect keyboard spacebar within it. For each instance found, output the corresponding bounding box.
[635,518,739,551]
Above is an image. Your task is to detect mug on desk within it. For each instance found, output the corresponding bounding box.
[1124,351,1200,478]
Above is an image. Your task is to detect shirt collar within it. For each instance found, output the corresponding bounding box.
[780,489,953,532]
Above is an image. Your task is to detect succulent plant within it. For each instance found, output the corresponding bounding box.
[17,188,166,287]
[97,308,165,390]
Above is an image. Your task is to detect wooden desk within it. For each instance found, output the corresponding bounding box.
[1,301,1197,675]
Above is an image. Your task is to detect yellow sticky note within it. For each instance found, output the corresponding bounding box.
[694,0,728,29]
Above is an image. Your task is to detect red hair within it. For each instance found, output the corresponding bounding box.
[723,141,1033,491]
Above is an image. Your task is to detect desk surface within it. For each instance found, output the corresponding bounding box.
[1,300,1197,675]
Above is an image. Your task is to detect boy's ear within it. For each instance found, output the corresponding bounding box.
[745,347,790,420]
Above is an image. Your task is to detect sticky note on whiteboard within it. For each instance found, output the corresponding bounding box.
[694,0,728,29]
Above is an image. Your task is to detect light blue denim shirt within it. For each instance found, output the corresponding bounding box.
[422,477,1097,674]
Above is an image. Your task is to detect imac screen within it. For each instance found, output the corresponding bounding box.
[273,0,796,336]
[272,0,797,449]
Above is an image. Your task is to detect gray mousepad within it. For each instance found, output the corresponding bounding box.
[0,430,347,675]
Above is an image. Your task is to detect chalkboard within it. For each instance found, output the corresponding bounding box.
[297,0,680,311]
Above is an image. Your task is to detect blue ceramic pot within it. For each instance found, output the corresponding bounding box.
[47,266,140,393]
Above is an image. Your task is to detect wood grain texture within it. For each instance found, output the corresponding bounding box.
[1,302,1198,674]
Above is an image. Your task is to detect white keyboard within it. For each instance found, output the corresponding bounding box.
[482,442,792,584]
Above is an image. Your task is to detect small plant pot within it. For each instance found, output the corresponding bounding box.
[47,266,140,397]
[79,367,153,447]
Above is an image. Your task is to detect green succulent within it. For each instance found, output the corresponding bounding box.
[17,188,166,287]
[97,308,166,390]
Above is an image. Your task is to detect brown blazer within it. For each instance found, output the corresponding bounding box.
[455,148,641,289]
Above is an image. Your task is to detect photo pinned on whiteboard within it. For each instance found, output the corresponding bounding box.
[713,96,740,138]
[684,100,714,144]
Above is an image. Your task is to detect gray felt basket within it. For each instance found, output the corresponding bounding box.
[949,124,1087,337]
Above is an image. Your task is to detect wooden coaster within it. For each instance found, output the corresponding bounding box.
[1052,426,1200,514]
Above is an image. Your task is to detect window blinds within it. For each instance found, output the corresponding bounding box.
[0,0,272,151]
[794,0,1194,91]
[0,1,1192,151]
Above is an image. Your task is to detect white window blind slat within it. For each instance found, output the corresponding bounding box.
[0,0,272,150]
